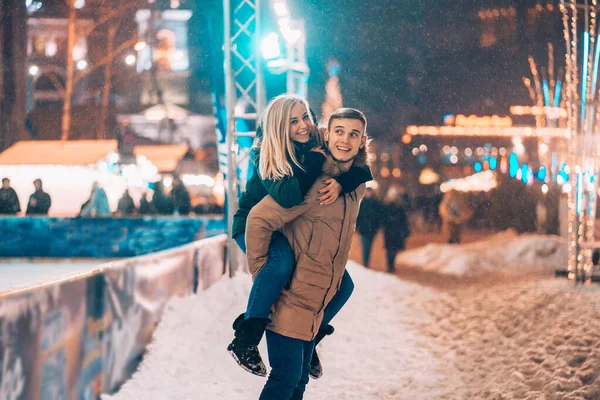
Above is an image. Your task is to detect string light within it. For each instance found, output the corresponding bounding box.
[440,170,498,193]
[405,126,568,138]
[510,105,567,118]
[560,0,600,283]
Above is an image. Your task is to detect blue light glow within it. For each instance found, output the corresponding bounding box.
[489,157,497,170]
[593,34,600,96]
[522,164,530,184]
[537,165,547,182]
[509,152,519,178]
[474,162,482,173]
[558,163,569,183]
[554,81,562,108]
[542,80,551,107]
[581,31,590,121]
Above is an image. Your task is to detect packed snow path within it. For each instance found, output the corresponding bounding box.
[106,237,600,399]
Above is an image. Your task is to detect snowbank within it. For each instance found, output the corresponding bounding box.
[396,230,567,276]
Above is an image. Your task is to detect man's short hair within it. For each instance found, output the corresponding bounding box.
[327,108,367,134]
[2,178,9,184]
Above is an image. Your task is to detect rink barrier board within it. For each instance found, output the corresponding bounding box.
[0,215,226,258]
[0,234,233,399]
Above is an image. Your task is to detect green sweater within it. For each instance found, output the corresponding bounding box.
[232,141,372,238]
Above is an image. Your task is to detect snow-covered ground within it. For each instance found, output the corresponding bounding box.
[105,234,600,400]
[0,259,108,292]
[396,230,567,276]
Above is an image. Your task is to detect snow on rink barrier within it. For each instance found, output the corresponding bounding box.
[0,234,229,400]
[0,216,226,258]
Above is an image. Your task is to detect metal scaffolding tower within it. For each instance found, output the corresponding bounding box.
[224,0,265,275]
[223,0,310,275]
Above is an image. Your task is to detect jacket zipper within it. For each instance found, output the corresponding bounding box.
[316,194,347,316]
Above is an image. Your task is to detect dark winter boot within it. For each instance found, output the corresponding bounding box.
[227,313,270,377]
[309,324,335,379]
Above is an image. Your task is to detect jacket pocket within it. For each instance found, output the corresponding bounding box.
[288,253,332,313]
[307,221,325,259]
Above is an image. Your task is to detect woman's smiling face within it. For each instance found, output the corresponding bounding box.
[288,103,312,143]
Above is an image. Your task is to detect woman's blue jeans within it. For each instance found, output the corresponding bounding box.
[234,232,354,329]
[259,330,315,400]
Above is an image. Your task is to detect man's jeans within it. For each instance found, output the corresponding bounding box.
[259,330,315,400]
[234,232,354,329]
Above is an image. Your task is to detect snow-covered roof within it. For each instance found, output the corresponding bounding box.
[0,140,118,165]
[134,144,190,173]
[143,104,195,121]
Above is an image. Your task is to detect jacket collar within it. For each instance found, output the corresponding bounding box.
[319,146,369,178]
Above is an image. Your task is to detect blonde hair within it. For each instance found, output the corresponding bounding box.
[258,94,314,180]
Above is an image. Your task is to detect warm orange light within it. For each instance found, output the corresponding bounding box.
[392,168,401,178]
[401,134,412,144]
[380,168,390,178]
[134,41,147,51]
[500,156,508,174]
[405,125,567,138]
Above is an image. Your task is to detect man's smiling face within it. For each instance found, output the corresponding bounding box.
[325,118,366,165]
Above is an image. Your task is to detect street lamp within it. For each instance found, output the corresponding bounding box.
[266,0,309,97]
[76,60,87,70]
[261,33,281,60]
[125,54,136,66]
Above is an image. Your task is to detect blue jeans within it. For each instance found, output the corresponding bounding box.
[259,330,315,400]
[234,233,354,329]
[360,234,375,268]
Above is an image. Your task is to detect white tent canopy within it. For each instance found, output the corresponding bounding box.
[0,140,118,165]
[143,104,192,121]
[0,140,158,216]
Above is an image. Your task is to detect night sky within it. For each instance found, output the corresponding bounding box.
[194,0,565,142]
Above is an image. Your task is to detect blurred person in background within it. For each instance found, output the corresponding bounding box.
[80,182,111,217]
[26,179,51,215]
[0,178,20,215]
[151,181,174,215]
[139,192,156,215]
[439,190,473,244]
[171,176,191,215]
[382,186,410,273]
[116,189,136,216]
[356,187,382,268]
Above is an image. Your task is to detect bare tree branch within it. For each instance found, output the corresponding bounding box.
[78,1,141,37]
[47,72,65,95]
[73,35,137,85]
[78,88,104,102]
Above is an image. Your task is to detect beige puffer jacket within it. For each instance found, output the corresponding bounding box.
[245,157,366,341]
